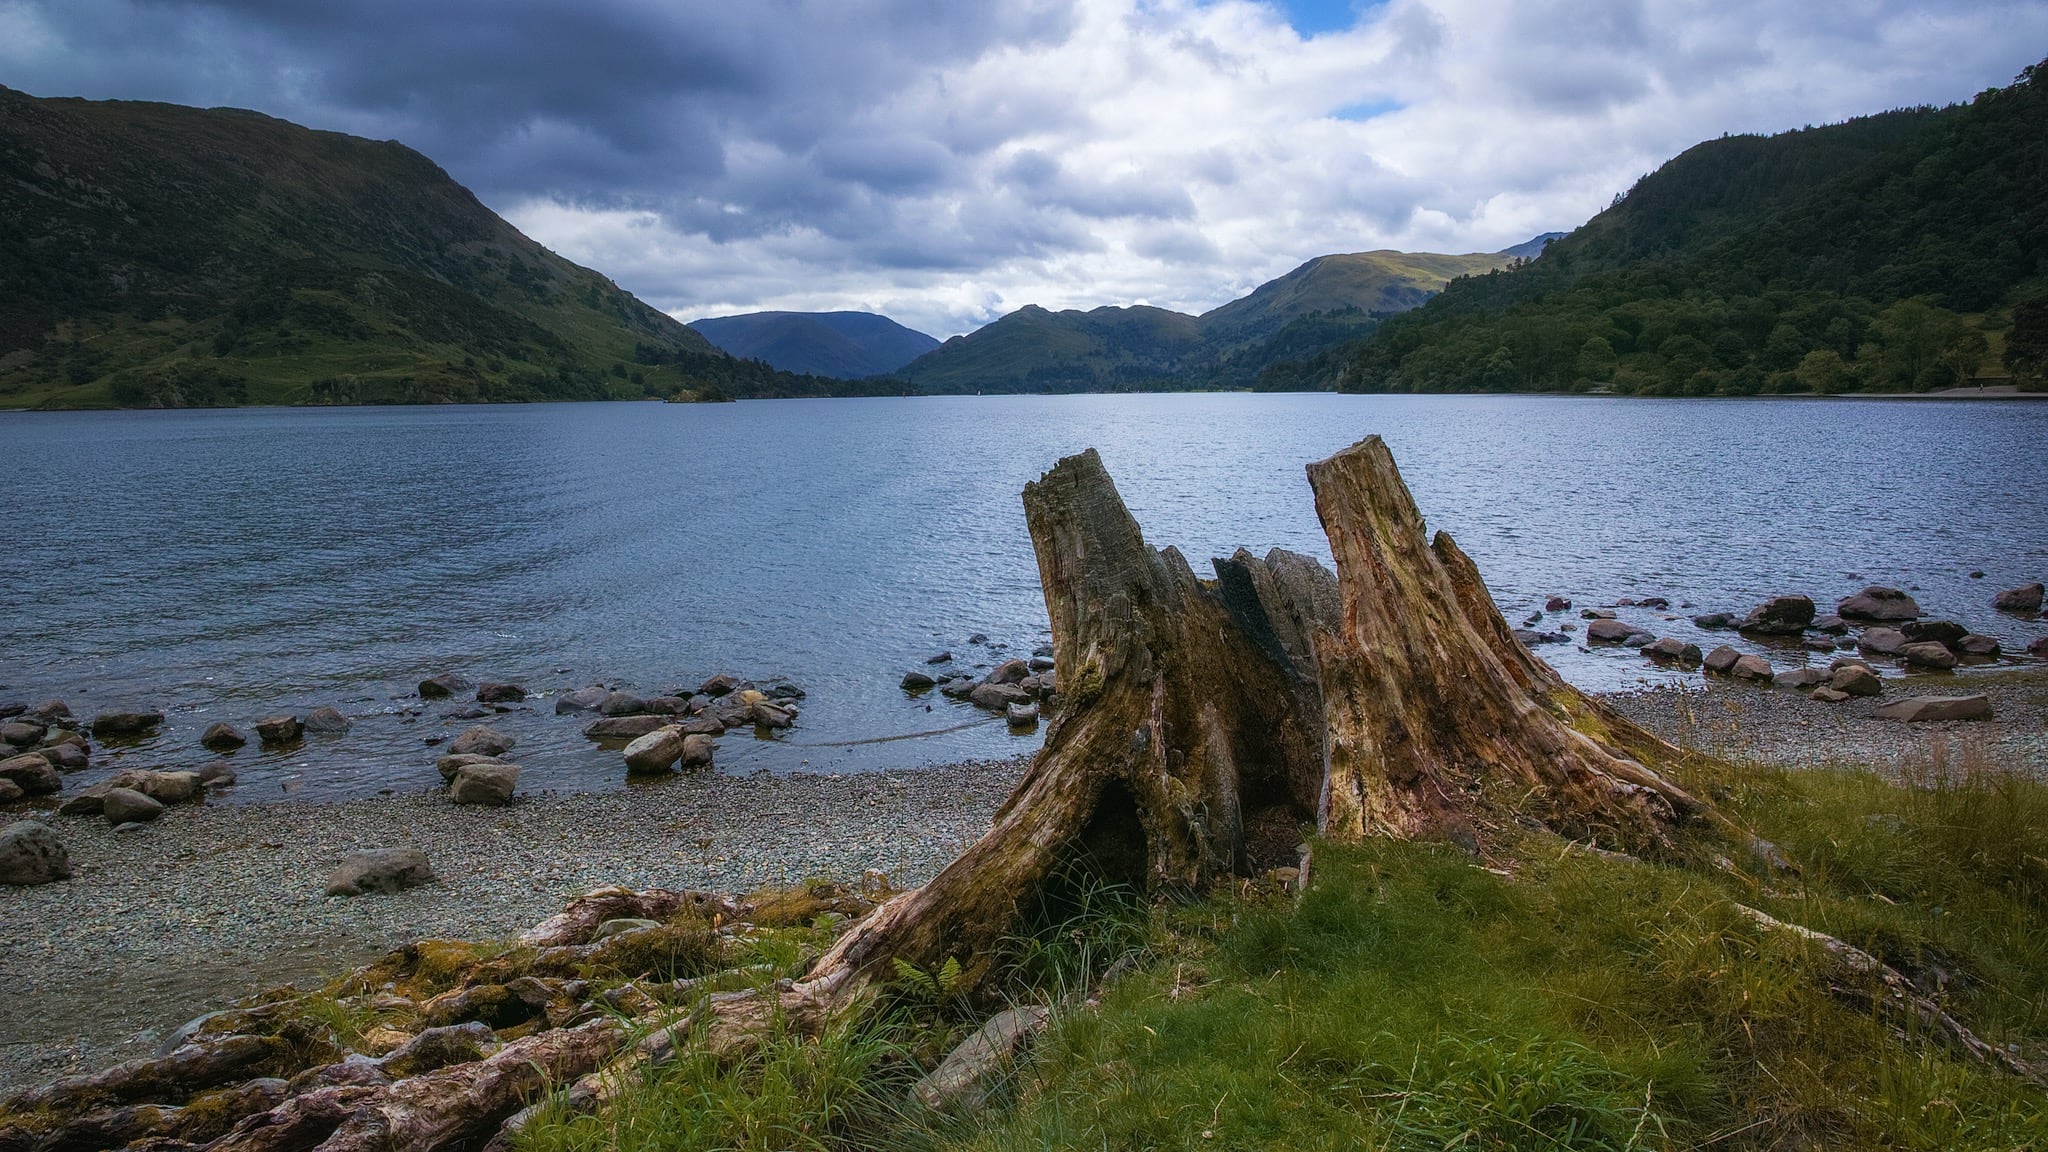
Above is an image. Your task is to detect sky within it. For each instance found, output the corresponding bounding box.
[3,1,2044,338]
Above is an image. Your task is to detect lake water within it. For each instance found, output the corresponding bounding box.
[4,393,2044,802]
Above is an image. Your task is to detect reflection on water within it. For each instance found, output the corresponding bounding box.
[3,394,2043,800]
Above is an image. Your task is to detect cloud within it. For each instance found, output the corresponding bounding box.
[4,0,2045,336]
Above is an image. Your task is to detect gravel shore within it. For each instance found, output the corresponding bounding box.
[0,757,1026,1093]
[5,669,2043,1095]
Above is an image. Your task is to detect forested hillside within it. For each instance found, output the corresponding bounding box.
[1321,60,2048,396]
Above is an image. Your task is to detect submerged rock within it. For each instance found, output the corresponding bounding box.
[901,671,937,691]
[447,725,515,758]
[91,710,164,738]
[1857,628,1910,657]
[418,673,472,699]
[1901,620,1968,647]
[1838,586,1920,621]
[303,706,351,735]
[200,722,248,751]
[1738,595,1814,635]
[555,686,610,714]
[475,682,526,704]
[1993,583,2044,612]
[1901,642,1958,670]
[253,715,303,745]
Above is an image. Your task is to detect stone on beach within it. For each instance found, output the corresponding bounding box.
[1773,668,1828,690]
[583,715,669,740]
[680,733,715,768]
[1957,634,2000,657]
[1006,702,1040,726]
[985,659,1031,686]
[970,682,1030,711]
[197,761,238,786]
[324,848,433,896]
[37,743,88,772]
[102,787,165,825]
[751,700,795,729]
[1872,695,1993,722]
[1826,664,1883,697]
[1901,642,1958,670]
[436,753,515,783]
[417,673,472,699]
[449,761,519,806]
[200,722,247,751]
[1737,595,1814,635]
[0,754,61,796]
[1702,645,1741,674]
[253,715,303,745]
[2,721,45,747]
[1810,686,1851,704]
[110,769,202,805]
[90,710,164,738]
[447,725,515,758]
[622,726,686,774]
[698,674,740,697]
[0,821,70,886]
[1730,654,1774,681]
[1838,586,1920,621]
[1857,628,1909,656]
[1993,582,2044,612]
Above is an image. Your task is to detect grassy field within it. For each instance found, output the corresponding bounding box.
[515,739,2048,1151]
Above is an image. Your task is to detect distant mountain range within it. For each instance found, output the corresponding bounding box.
[689,311,939,378]
[0,85,847,407]
[889,247,1525,393]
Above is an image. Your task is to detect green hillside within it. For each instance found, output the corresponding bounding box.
[0,85,835,408]
[892,248,1514,393]
[1323,60,2048,395]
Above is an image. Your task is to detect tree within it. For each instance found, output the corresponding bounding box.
[1796,348,1853,394]
[2005,299,2048,389]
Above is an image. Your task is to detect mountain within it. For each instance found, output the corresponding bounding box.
[0,85,840,407]
[1498,232,1565,261]
[689,311,939,378]
[1322,58,2048,395]
[891,246,1523,393]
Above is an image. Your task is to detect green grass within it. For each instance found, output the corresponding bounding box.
[513,745,2048,1152]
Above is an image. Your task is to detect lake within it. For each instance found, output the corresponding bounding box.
[4,393,2043,801]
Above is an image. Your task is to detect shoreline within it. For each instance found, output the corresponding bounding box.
[5,670,2047,1093]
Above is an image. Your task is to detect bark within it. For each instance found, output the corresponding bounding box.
[516,888,743,948]
[798,449,1329,1004]
[1307,437,1699,851]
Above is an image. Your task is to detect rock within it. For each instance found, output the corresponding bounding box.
[1838,586,1920,621]
[1811,687,1851,704]
[970,682,1031,711]
[1585,619,1634,643]
[1857,628,1910,656]
[1730,654,1774,681]
[111,769,202,804]
[1620,631,1653,649]
[2032,637,2048,658]
[767,683,805,700]
[597,691,646,717]
[913,1005,1050,1112]
[1901,642,1958,670]
[555,686,610,714]
[1738,595,1814,635]
[622,726,686,774]
[436,753,515,783]
[200,722,248,751]
[1512,629,1567,646]
[1006,702,1040,725]
[699,673,740,697]
[253,715,302,745]
[939,678,978,699]
[303,706,351,734]
[1546,596,1572,611]
[1901,620,1968,647]
[925,651,953,665]
[325,848,433,896]
[985,659,1031,686]
[450,761,519,805]
[1028,656,1055,672]
[1827,664,1883,697]
[197,761,238,786]
[475,682,526,704]
[447,725,515,758]
[0,779,20,803]
[29,699,72,721]
[901,671,937,691]
[1773,668,1828,690]
[1703,645,1741,674]
[443,704,493,720]
[1872,695,1993,722]
[680,715,724,736]
[644,696,691,715]
[0,753,61,795]
[1810,615,1848,634]
[591,918,661,942]
[55,782,112,815]
[1801,637,1838,653]
[967,633,989,644]
[583,715,669,740]
[0,821,70,886]
[1,721,44,747]
[751,700,795,729]
[1957,634,2001,657]
[1993,583,2044,612]
[1691,612,1736,629]
[91,710,165,738]
[102,787,165,825]
[1636,596,1670,610]
[38,743,88,772]
[680,733,715,768]
[418,673,471,699]
[0,702,21,719]
[1581,608,1616,620]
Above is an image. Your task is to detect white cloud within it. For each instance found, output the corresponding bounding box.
[10,0,2046,337]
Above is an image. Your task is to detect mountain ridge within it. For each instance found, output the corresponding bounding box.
[689,311,939,378]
